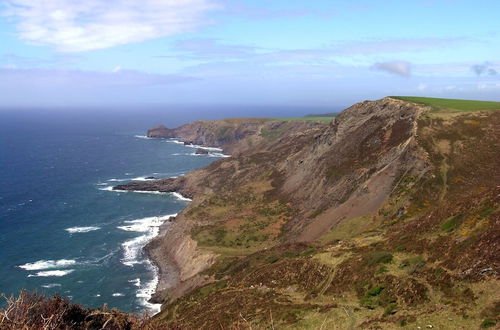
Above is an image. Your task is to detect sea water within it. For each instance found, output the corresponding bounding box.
[0,111,223,313]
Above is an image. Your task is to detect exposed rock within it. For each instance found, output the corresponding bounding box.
[195,148,208,155]
[147,125,175,138]
[112,97,500,329]
[146,119,326,155]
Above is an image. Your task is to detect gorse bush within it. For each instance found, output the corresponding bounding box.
[0,291,148,330]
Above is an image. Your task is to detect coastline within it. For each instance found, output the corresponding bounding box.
[116,139,226,312]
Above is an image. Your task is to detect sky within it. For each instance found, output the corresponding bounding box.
[0,0,499,111]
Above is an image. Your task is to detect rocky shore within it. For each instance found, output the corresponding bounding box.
[112,98,500,329]
[113,97,429,305]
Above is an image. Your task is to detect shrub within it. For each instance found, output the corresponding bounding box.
[440,214,463,232]
[481,318,497,328]
[0,291,145,329]
[364,251,394,266]
[383,303,397,316]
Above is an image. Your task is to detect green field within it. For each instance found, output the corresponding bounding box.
[392,96,500,112]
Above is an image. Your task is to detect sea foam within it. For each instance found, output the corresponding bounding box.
[41,283,62,288]
[118,214,177,267]
[65,226,101,234]
[136,261,162,314]
[18,259,76,271]
[28,270,74,277]
[100,186,192,202]
[171,192,192,202]
[131,176,155,181]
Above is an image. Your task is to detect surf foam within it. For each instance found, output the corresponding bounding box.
[118,214,177,267]
[136,261,162,314]
[41,283,62,288]
[18,259,76,271]
[28,270,74,277]
[65,226,100,234]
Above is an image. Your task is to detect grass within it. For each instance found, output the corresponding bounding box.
[391,96,500,112]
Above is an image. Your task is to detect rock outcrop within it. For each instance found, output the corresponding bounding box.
[117,97,431,298]
[147,125,175,138]
[115,97,500,328]
[146,118,326,155]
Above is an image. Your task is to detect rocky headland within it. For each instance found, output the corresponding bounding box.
[112,97,499,329]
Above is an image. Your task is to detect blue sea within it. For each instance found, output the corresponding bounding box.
[0,111,224,313]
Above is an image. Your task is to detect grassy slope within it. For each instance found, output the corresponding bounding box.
[391,96,500,112]
[155,106,500,329]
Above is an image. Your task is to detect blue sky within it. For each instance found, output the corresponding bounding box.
[0,0,499,109]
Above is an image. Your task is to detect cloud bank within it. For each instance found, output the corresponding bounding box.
[372,61,411,77]
[3,0,218,52]
[471,62,497,76]
[0,67,198,87]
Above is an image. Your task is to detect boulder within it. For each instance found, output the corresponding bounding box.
[195,148,209,155]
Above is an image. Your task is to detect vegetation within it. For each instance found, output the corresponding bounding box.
[270,116,334,122]
[391,96,500,112]
[3,98,499,329]
[0,291,148,329]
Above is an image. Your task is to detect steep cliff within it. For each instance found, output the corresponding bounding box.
[115,97,499,329]
[146,118,326,154]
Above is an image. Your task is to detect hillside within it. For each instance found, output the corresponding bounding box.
[146,118,328,154]
[112,97,500,329]
[392,96,500,112]
[2,97,499,329]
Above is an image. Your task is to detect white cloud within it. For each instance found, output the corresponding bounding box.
[3,0,219,52]
[417,83,427,90]
[371,61,411,77]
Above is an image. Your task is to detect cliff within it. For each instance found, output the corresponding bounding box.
[146,118,325,155]
[114,97,499,329]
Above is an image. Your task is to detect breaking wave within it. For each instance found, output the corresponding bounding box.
[18,259,76,271]
[65,226,101,234]
[28,270,74,277]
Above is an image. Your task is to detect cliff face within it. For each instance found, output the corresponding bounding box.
[146,118,325,154]
[116,98,500,329]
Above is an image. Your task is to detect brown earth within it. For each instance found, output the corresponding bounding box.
[113,97,499,329]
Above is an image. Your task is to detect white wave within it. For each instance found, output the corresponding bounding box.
[166,139,184,145]
[28,270,74,277]
[96,183,107,186]
[65,226,100,234]
[107,178,127,182]
[41,283,61,289]
[171,192,192,202]
[112,293,124,297]
[18,259,76,271]
[119,214,177,266]
[94,294,101,297]
[185,144,223,152]
[129,278,141,287]
[209,153,230,158]
[131,176,155,181]
[125,173,133,176]
[134,135,153,139]
[136,261,162,314]
[172,152,230,158]
[100,186,167,195]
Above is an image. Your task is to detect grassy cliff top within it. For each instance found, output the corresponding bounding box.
[391,96,500,112]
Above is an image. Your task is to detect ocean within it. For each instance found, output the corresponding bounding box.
[0,111,224,313]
